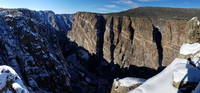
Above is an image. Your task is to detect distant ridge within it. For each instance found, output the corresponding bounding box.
[106,7,200,20]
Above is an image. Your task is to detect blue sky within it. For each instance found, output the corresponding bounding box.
[0,0,199,14]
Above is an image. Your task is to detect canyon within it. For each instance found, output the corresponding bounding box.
[69,8,192,69]
[0,7,200,93]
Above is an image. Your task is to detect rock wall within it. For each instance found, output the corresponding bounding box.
[69,12,189,69]
[0,8,73,92]
[0,9,116,93]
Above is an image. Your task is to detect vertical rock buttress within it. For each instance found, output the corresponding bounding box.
[69,12,189,69]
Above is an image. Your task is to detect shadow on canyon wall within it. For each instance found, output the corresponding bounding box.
[152,25,163,68]
[62,37,162,93]
[62,16,166,93]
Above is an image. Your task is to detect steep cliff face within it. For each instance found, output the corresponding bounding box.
[0,8,117,93]
[0,7,199,93]
[69,12,106,61]
[69,12,189,69]
[0,8,73,92]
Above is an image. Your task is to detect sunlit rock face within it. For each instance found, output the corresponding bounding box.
[69,11,191,69]
[187,17,200,43]
[1,7,200,93]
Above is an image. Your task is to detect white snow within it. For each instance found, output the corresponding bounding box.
[128,58,185,93]
[128,43,200,93]
[179,43,200,55]
[190,17,200,26]
[5,14,14,17]
[191,17,198,21]
[173,63,200,83]
[0,65,29,93]
[173,69,187,83]
[155,26,160,29]
[12,83,24,93]
[197,21,200,26]
[114,77,145,87]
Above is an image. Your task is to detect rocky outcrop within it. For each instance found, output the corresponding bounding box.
[0,65,28,93]
[0,8,116,93]
[128,43,200,93]
[69,12,189,69]
[0,8,73,92]
[69,12,106,61]
[1,7,200,93]
[187,17,200,43]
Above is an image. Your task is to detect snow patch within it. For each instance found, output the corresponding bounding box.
[197,21,200,26]
[128,58,200,93]
[0,65,29,93]
[180,43,200,55]
[12,83,24,93]
[115,77,145,87]
[191,17,198,21]
[173,64,200,83]
[128,58,186,93]
[190,17,200,26]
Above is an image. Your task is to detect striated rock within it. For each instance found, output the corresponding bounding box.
[187,17,200,43]
[69,12,189,69]
[69,12,106,61]
[2,7,200,93]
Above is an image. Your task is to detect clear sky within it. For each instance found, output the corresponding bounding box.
[0,0,200,14]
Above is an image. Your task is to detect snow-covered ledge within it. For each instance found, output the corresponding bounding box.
[0,65,29,93]
[128,43,200,93]
[180,43,200,56]
[111,77,145,93]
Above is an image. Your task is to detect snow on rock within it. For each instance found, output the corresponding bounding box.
[128,58,188,93]
[0,65,29,93]
[0,8,74,92]
[111,77,145,93]
[114,77,146,87]
[190,17,200,26]
[179,43,200,55]
[191,17,198,21]
[173,64,200,83]
[128,43,200,93]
